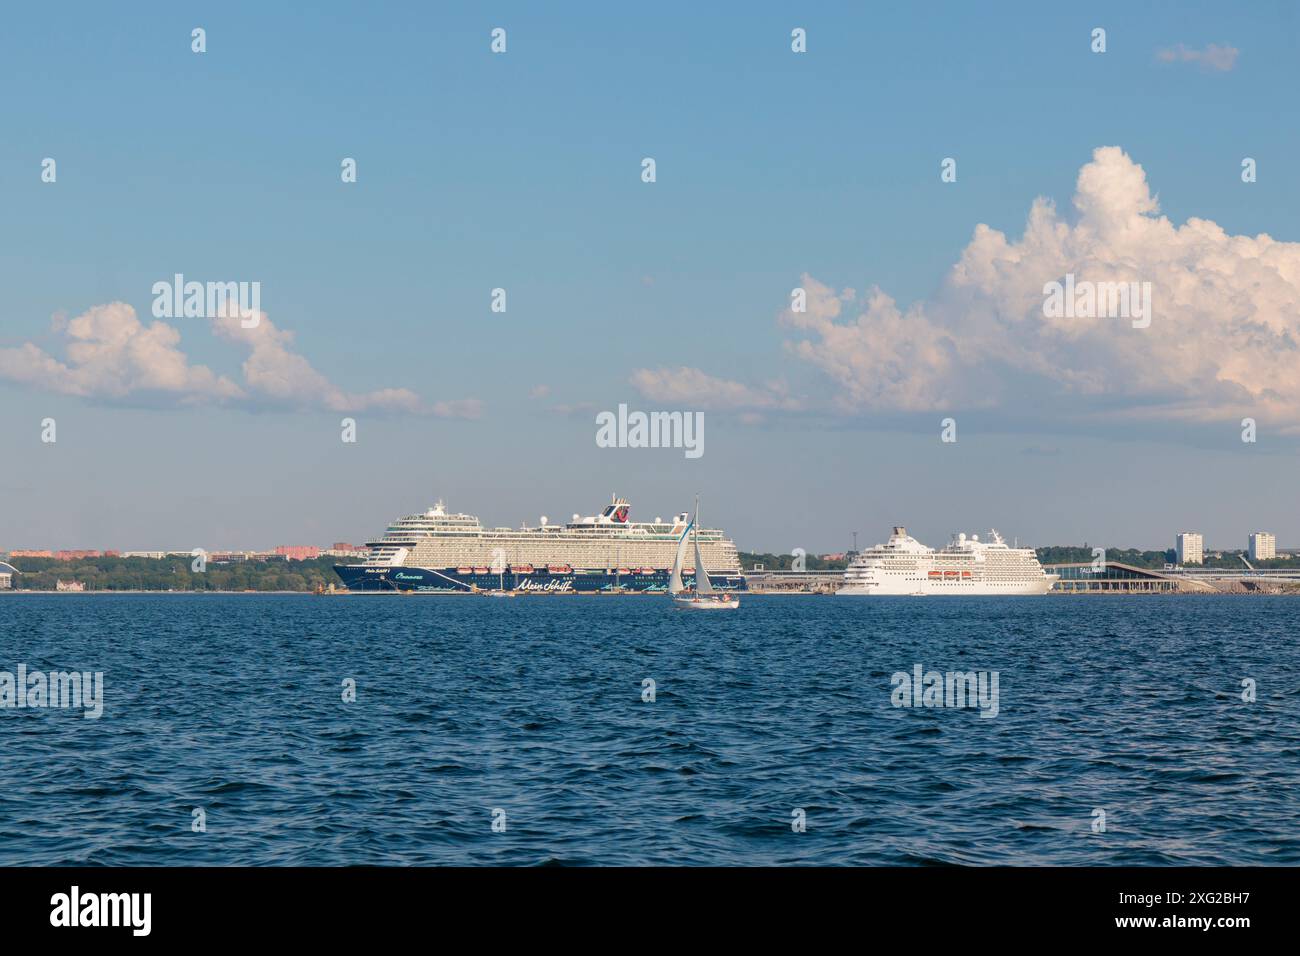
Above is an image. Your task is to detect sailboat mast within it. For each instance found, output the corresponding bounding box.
[694,494,700,594]
[691,494,715,595]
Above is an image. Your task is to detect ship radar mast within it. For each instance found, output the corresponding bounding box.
[599,494,631,524]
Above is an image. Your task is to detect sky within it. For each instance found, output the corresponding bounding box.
[1,1,1298,554]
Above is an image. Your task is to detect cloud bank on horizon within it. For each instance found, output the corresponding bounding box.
[0,303,481,418]
[635,147,1300,433]
[1156,42,1239,72]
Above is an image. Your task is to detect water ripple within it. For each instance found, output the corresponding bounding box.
[1,593,1297,865]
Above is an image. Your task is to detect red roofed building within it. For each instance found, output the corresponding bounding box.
[275,545,321,561]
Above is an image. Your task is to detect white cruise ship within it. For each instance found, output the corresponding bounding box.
[837,526,1056,595]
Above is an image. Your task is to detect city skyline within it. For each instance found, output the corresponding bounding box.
[1,528,1293,558]
[2,3,1298,552]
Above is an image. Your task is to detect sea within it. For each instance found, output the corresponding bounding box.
[0,593,1296,866]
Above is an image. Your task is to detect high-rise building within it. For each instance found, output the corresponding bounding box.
[1248,532,1276,561]
[1176,532,1204,565]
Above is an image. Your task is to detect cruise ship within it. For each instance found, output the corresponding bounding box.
[333,495,747,593]
[837,527,1056,595]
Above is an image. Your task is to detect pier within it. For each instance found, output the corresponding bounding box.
[743,570,843,594]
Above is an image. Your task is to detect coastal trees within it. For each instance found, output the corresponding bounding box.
[3,556,340,591]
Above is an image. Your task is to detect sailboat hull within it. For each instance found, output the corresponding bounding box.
[672,595,740,610]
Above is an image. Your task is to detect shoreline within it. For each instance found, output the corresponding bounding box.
[1,589,1295,597]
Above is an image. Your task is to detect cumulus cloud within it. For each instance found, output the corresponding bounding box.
[664,147,1300,431]
[1156,43,1239,72]
[0,302,480,417]
[0,303,243,403]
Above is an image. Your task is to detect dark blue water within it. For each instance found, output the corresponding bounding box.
[1,594,1296,865]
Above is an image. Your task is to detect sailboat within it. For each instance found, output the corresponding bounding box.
[669,497,740,610]
[483,557,518,597]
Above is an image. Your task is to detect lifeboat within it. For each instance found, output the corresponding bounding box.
[546,564,572,574]
[638,567,656,575]
[616,568,632,576]
[961,571,972,578]
[456,567,473,574]
[512,564,535,574]
[472,566,489,575]
[943,570,958,577]
[927,571,942,578]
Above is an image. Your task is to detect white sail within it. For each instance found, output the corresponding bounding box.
[668,520,693,594]
[692,525,714,594]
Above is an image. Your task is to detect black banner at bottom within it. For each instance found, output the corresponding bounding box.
[0,866,1281,941]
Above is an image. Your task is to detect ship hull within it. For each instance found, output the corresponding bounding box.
[334,564,747,594]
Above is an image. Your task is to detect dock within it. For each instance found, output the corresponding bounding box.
[743,571,843,594]
[742,564,1300,595]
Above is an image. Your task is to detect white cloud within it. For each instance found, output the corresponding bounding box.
[1156,43,1239,72]
[773,147,1300,430]
[0,303,243,403]
[629,366,801,412]
[0,302,480,417]
[428,398,484,418]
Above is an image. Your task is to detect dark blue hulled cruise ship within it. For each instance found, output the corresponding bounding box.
[333,496,747,594]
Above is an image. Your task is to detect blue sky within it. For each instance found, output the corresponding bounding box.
[2,1,1298,553]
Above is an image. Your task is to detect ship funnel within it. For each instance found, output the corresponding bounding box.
[893,526,906,536]
[540,516,548,526]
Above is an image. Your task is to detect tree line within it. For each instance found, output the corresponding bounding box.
[4,555,344,591]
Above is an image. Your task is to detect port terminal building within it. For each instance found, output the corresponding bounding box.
[1045,562,1213,593]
